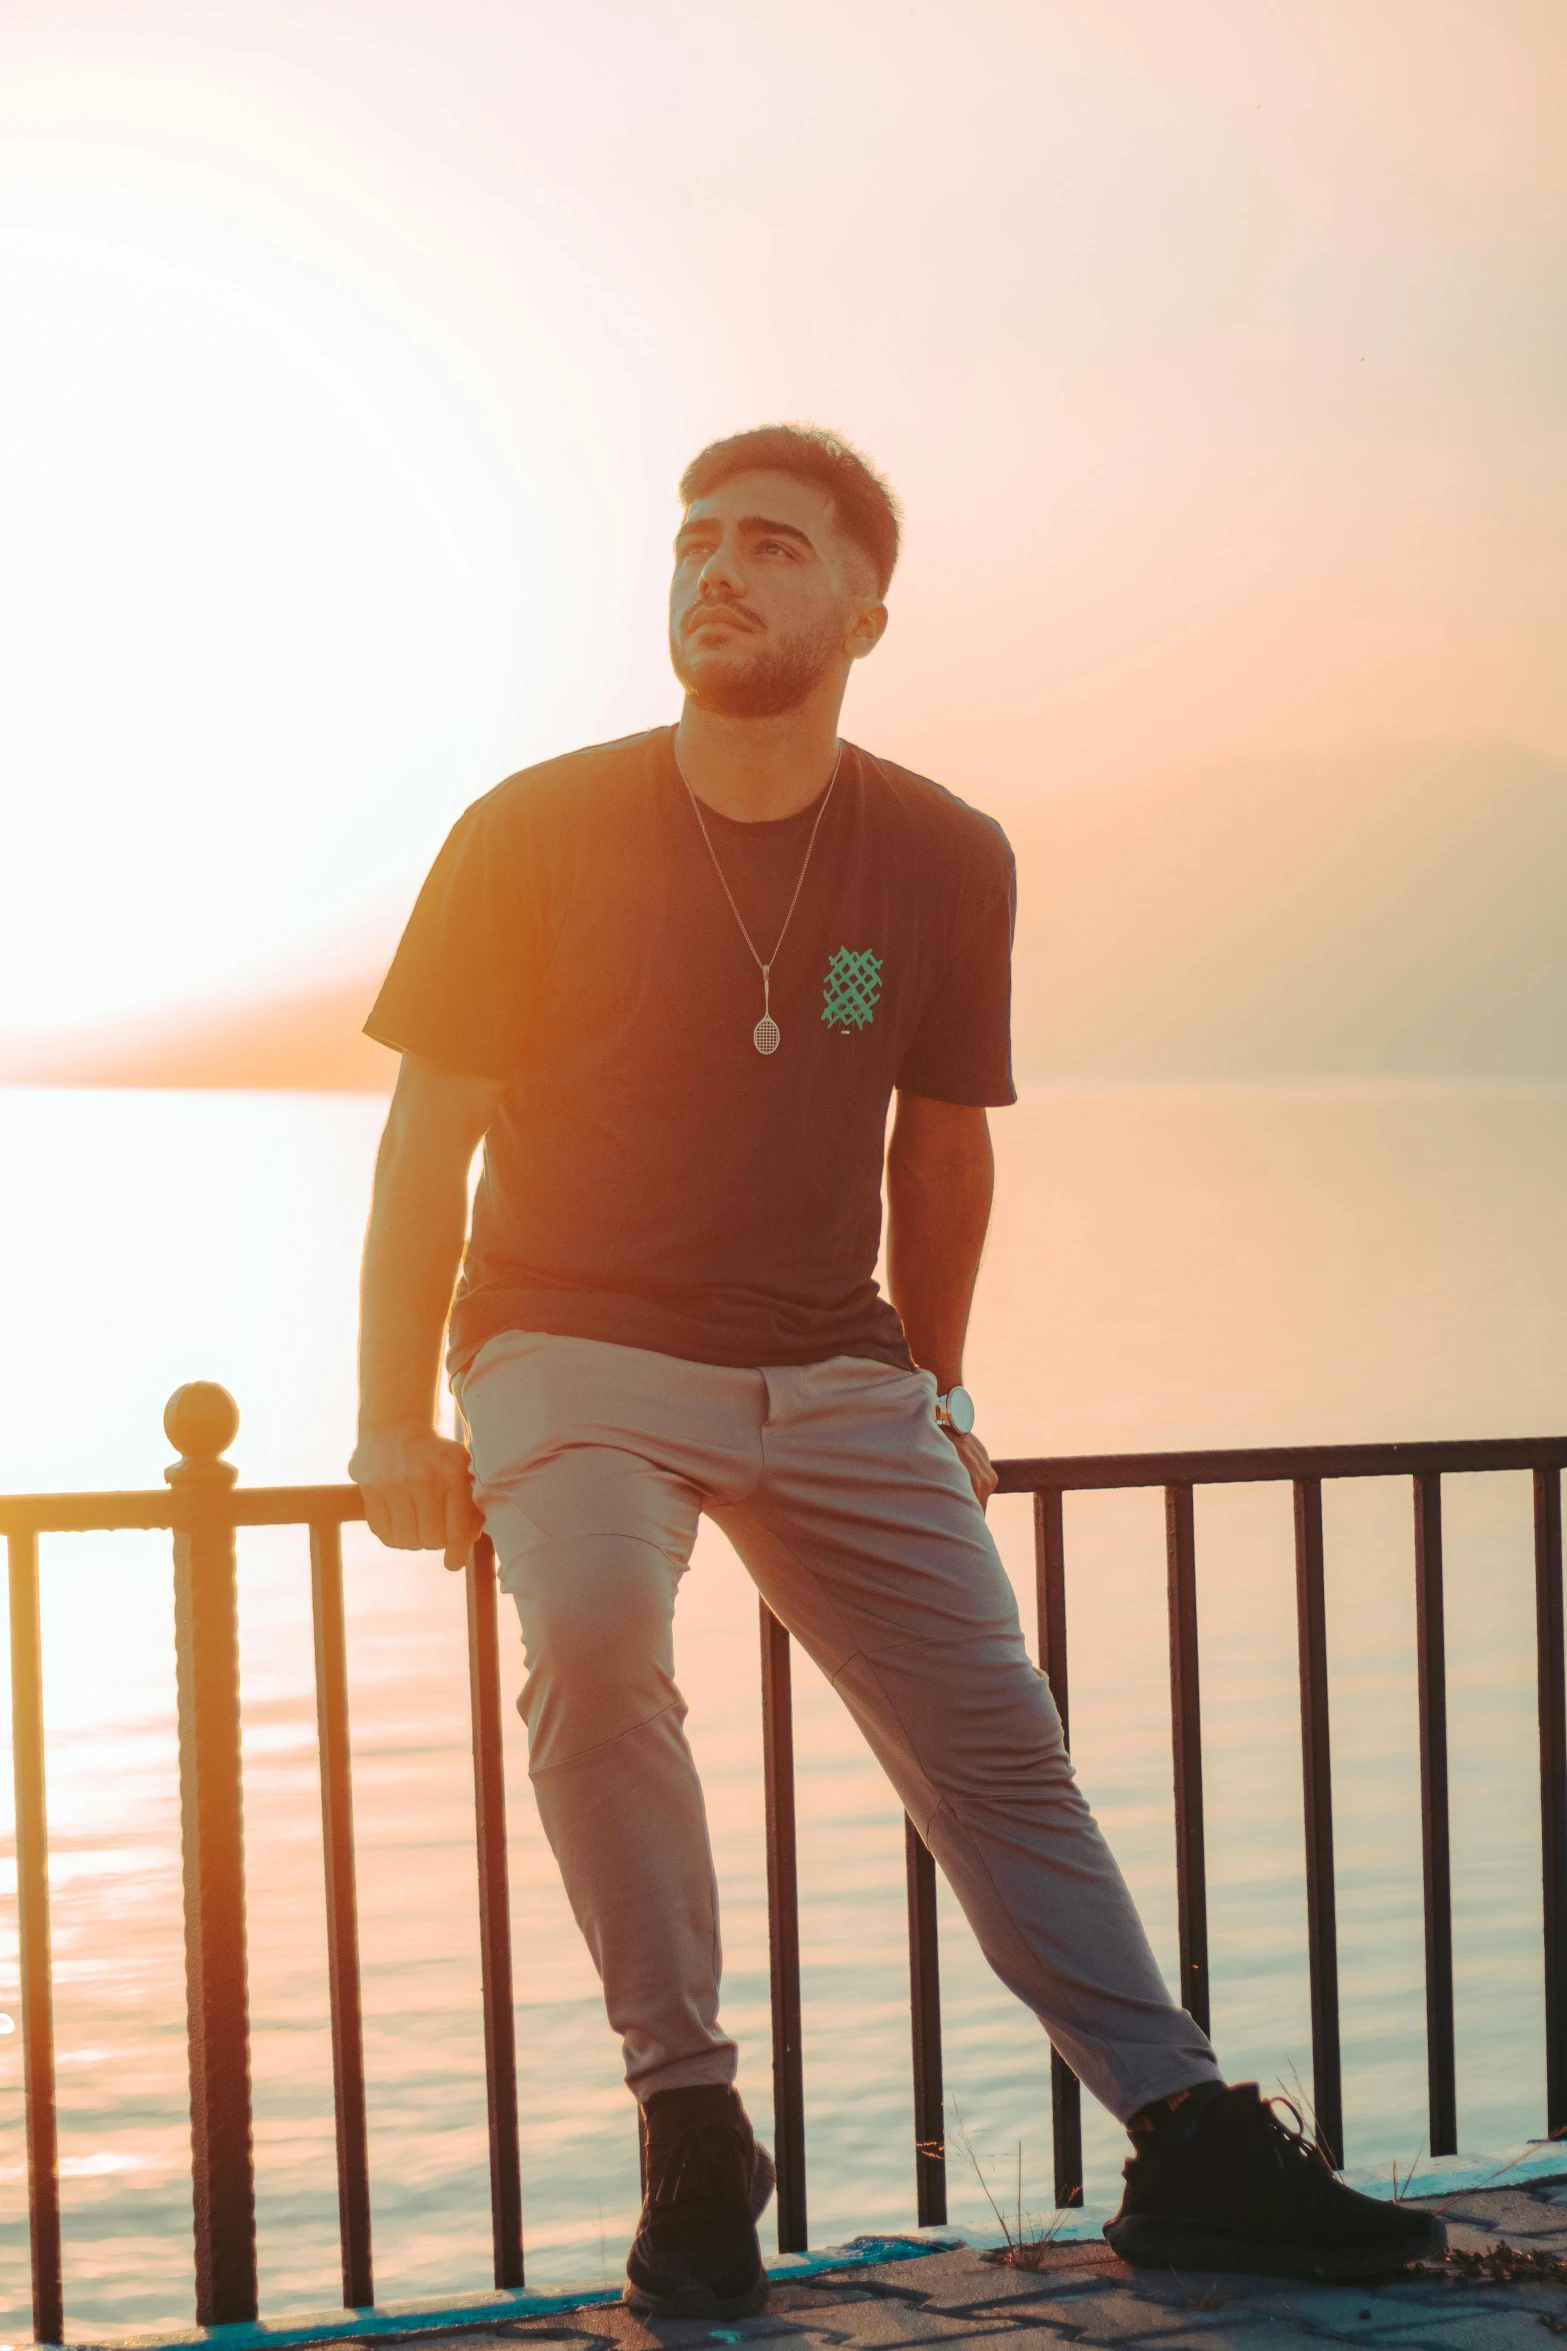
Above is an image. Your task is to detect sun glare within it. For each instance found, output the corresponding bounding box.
[1,0,1563,1048]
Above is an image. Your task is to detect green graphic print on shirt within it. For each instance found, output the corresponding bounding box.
[822,945,884,1032]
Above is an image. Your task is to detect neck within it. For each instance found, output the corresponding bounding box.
[674,688,845,821]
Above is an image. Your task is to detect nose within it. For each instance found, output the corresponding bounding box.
[697,536,746,599]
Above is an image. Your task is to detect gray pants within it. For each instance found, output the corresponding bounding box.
[456,1331,1219,2120]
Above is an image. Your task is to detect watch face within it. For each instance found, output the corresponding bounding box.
[944,1385,976,1435]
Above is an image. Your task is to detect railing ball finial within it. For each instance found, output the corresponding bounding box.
[164,1382,240,1485]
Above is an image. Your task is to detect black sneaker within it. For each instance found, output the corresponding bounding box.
[623,2083,777,2318]
[1104,2083,1445,2281]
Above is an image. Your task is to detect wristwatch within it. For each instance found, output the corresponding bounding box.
[934,1385,976,1436]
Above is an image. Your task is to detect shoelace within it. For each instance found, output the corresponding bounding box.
[645,2119,749,2212]
[1256,2095,1333,2174]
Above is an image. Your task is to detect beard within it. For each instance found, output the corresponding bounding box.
[669,609,843,719]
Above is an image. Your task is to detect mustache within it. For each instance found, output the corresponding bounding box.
[682,596,765,636]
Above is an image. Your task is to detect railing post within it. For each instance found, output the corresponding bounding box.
[904,1816,946,2224]
[1535,1467,1567,2136]
[165,1383,257,2327]
[760,1601,807,2251]
[8,1529,63,2348]
[310,1522,374,2308]
[1164,1484,1210,2036]
[1033,1490,1083,2208]
[1412,1473,1457,2155]
[466,1534,524,2289]
[1293,1477,1343,2168]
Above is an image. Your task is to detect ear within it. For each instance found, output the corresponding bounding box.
[846,602,888,662]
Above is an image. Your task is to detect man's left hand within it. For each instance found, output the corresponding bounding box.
[945,1426,999,1509]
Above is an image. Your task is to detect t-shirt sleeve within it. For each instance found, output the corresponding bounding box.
[894,822,1017,1107]
[364,793,545,1079]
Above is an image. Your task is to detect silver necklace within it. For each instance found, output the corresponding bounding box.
[674,741,842,1055]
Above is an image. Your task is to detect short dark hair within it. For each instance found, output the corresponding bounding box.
[679,424,902,596]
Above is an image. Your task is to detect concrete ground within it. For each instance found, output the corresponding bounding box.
[439,2180,1567,2351]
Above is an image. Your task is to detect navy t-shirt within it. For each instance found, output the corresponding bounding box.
[366,725,1016,1375]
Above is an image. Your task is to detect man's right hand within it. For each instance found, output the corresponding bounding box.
[349,1421,485,1571]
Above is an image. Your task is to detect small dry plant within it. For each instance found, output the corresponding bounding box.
[1278,2062,1347,2171]
[1279,2063,1567,2298]
[946,2104,1069,2271]
[1277,2062,1430,2205]
[1421,2122,1567,2221]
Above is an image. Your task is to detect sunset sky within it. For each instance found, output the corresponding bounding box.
[3,0,1563,1040]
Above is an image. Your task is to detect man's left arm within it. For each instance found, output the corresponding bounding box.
[885,1090,998,1506]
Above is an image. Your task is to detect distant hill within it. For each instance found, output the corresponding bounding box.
[4,740,1563,1091]
[0,977,396,1092]
[1007,739,1567,1079]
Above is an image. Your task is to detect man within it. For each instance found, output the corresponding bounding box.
[350,424,1439,2316]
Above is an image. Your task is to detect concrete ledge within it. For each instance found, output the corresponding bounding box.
[58,2144,1567,2351]
[60,2234,958,2351]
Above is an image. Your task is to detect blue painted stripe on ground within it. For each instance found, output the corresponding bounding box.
[59,2233,958,2350]
[55,2145,1567,2349]
[1346,2144,1567,2202]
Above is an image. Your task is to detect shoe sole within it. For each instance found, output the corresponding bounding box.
[622,2272,771,2319]
[620,2143,779,2318]
[1104,2209,1445,2281]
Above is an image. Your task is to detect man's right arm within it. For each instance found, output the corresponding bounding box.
[348,1051,505,1568]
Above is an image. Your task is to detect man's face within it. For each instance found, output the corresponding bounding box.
[668,470,884,719]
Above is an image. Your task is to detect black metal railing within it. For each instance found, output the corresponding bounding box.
[3,1395,1566,2344]
[995,1435,1567,2207]
[3,1384,522,2345]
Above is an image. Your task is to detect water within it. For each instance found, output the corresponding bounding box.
[2,1082,1566,2335]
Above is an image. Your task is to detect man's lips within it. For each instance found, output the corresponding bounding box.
[684,603,761,636]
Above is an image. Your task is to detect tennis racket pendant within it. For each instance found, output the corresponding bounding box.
[754,965,781,1055]
[676,741,840,1063]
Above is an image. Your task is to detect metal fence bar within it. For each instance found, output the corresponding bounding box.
[1033,1489,1084,2208]
[904,1817,947,2224]
[760,1601,807,2252]
[1412,1473,1457,2156]
[8,1528,63,2349]
[309,1523,374,2308]
[12,1436,1567,1535]
[996,1435,1567,1498]
[0,1486,366,1537]
[466,1535,524,2289]
[1535,1467,1567,2137]
[1292,1477,1343,2167]
[1164,1484,1210,2036]
[166,1387,258,2326]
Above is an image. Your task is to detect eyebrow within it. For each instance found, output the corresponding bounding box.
[740,515,817,551]
[675,514,819,554]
